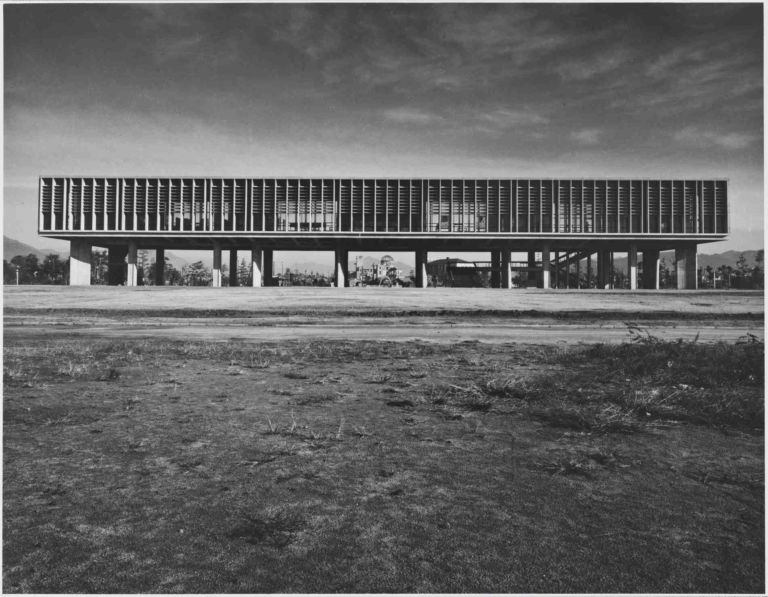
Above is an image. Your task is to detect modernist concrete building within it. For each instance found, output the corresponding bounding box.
[39,177,728,289]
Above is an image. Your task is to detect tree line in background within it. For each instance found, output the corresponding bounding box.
[3,253,68,285]
[694,250,764,290]
[90,250,216,286]
[3,249,764,289]
[2,251,330,287]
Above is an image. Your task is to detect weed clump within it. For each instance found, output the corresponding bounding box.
[424,333,764,433]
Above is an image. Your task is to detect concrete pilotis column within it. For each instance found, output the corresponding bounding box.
[107,247,128,285]
[263,249,274,286]
[415,250,428,288]
[575,254,581,289]
[564,251,571,288]
[643,250,660,290]
[610,252,615,289]
[335,249,349,288]
[69,240,92,286]
[597,250,610,289]
[155,249,165,286]
[628,245,638,290]
[251,248,263,288]
[541,245,551,289]
[229,250,238,287]
[126,241,138,287]
[553,252,559,288]
[527,251,537,287]
[586,254,592,288]
[501,251,512,289]
[212,242,222,287]
[490,251,501,288]
[675,246,698,290]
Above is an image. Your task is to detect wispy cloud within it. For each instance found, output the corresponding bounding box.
[674,127,756,150]
[382,107,444,125]
[477,109,549,128]
[571,129,602,145]
[555,51,630,81]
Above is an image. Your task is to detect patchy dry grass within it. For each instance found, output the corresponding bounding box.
[3,335,764,593]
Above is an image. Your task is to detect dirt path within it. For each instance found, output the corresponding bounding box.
[4,314,761,345]
[3,286,763,316]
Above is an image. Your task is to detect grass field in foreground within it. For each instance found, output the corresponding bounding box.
[3,335,764,593]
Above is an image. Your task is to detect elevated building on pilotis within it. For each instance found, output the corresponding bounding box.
[38,177,728,289]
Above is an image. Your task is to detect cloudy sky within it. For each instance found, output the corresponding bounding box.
[4,2,763,259]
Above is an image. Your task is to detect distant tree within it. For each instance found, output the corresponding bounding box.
[736,252,749,274]
[659,258,673,289]
[167,262,183,286]
[10,254,40,284]
[716,264,733,289]
[182,261,211,286]
[146,256,181,285]
[752,250,764,289]
[91,250,108,285]
[238,258,251,286]
[42,254,66,284]
[4,259,17,284]
[137,250,152,286]
[147,259,157,285]
[705,265,714,289]
[734,252,749,288]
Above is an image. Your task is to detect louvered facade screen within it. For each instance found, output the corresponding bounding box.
[39,177,728,236]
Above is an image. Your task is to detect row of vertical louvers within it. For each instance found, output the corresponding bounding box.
[39,177,728,236]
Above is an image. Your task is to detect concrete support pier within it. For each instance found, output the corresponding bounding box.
[69,240,92,286]
[212,242,222,287]
[155,249,165,286]
[676,246,698,290]
[230,250,238,287]
[643,250,660,290]
[335,249,348,288]
[490,251,501,288]
[628,245,638,290]
[501,251,512,289]
[527,251,537,287]
[575,254,581,289]
[126,241,138,287]
[597,250,610,289]
[107,246,127,286]
[541,245,551,289]
[251,248,263,288]
[415,250,428,288]
[263,250,274,286]
[562,252,569,288]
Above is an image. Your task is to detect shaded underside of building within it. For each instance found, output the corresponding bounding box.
[39,177,728,289]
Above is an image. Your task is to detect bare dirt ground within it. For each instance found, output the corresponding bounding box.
[2,287,764,593]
